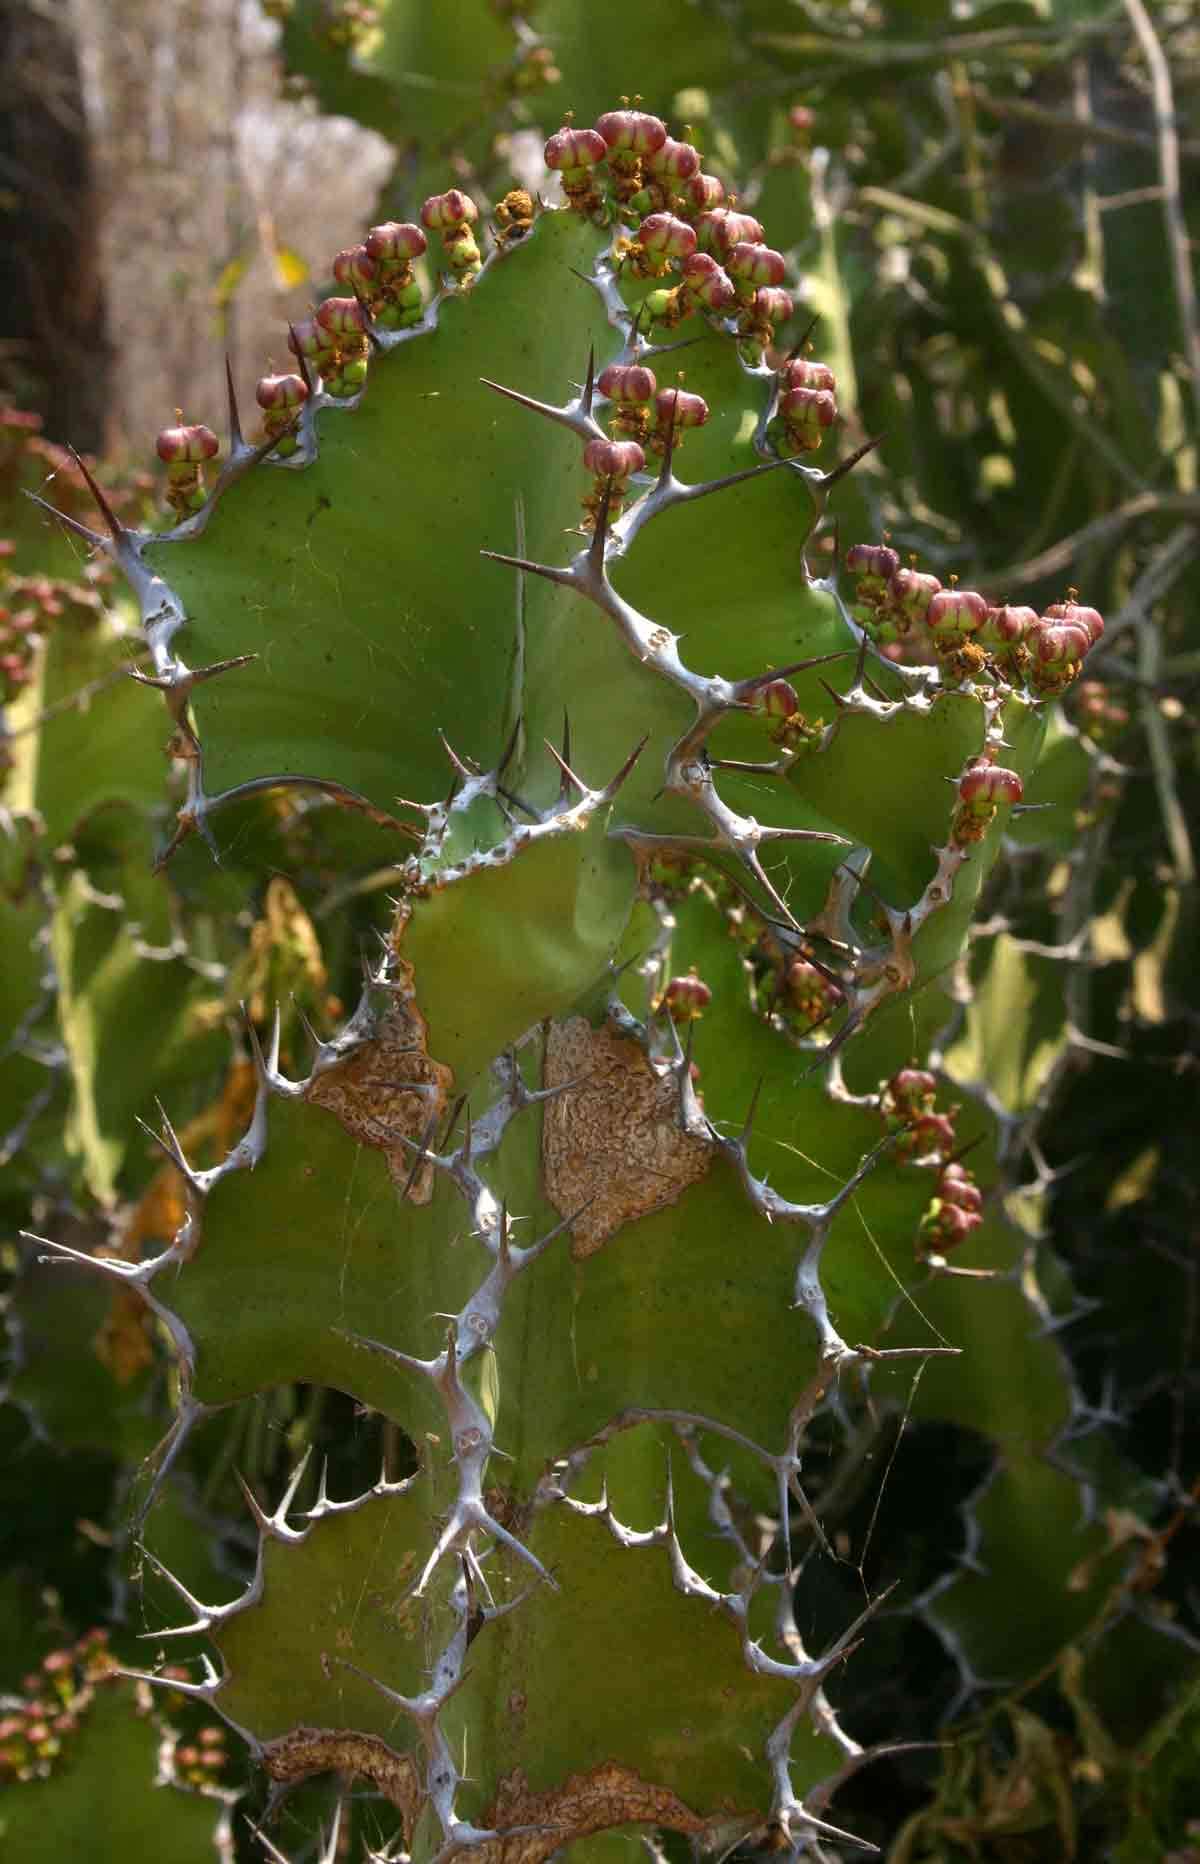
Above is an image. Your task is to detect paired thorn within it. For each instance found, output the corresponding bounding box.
[224,356,244,450]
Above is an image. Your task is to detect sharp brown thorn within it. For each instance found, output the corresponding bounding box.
[822,433,884,490]
[787,315,821,361]
[497,712,522,779]
[224,356,244,449]
[495,782,540,821]
[542,738,588,795]
[401,1110,441,1199]
[588,476,614,572]
[602,733,649,800]
[740,1078,765,1147]
[582,345,596,415]
[863,673,891,702]
[819,677,847,709]
[439,731,480,778]
[657,390,679,488]
[481,547,574,589]
[287,325,315,397]
[559,710,573,803]
[68,446,125,539]
[22,488,105,550]
[854,628,870,686]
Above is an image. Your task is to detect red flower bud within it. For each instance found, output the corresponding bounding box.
[255,372,309,411]
[662,972,712,1017]
[758,678,800,719]
[727,242,787,287]
[1033,622,1090,666]
[583,438,645,482]
[753,286,794,325]
[846,543,900,584]
[1043,599,1104,645]
[695,208,764,256]
[782,357,836,394]
[646,138,702,180]
[420,189,478,230]
[595,110,668,155]
[155,422,218,465]
[654,388,709,429]
[639,213,697,260]
[315,295,367,338]
[544,125,607,170]
[332,244,377,289]
[597,362,657,404]
[681,252,735,310]
[958,761,1023,805]
[981,603,1036,647]
[789,104,815,134]
[779,386,836,431]
[683,172,725,212]
[889,567,942,619]
[926,588,988,636]
[365,220,427,262]
[939,1162,983,1214]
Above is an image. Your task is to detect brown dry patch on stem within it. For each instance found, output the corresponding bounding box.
[481,1761,706,1861]
[542,1018,712,1257]
[306,961,453,1203]
[262,1726,420,1826]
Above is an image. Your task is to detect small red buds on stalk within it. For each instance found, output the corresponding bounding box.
[629,212,697,277]
[255,372,309,458]
[695,208,765,259]
[784,956,844,1032]
[581,438,645,523]
[595,106,668,201]
[155,417,219,516]
[597,362,657,441]
[845,542,900,607]
[918,1161,984,1256]
[657,971,712,1020]
[421,190,482,282]
[1026,597,1105,696]
[649,384,709,454]
[314,295,370,396]
[952,756,1023,845]
[364,220,427,328]
[544,125,608,214]
[778,384,836,454]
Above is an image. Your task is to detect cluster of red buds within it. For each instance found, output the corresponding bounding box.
[845,546,1105,694]
[581,367,711,522]
[0,1630,114,1783]
[334,219,428,331]
[655,969,712,1020]
[951,753,1024,847]
[172,1723,231,1788]
[0,571,103,703]
[879,1069,985,1254]
[255,371,309,459]
[422,189,483,282]
[782,954,845,1034]
[880,1067,960,1163]
[775,354,837,457]
[155,416,220,516]
[292,291,370,399]
[918,1160,984,1256]
[751,676,825,752]
[545,107,794,361]
[505,43,560,98]
[1071,678,1129,747]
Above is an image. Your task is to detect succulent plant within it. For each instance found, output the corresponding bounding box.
[4,18,1199,1857]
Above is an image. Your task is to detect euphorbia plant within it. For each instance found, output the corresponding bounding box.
[7,93,1152,1864]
